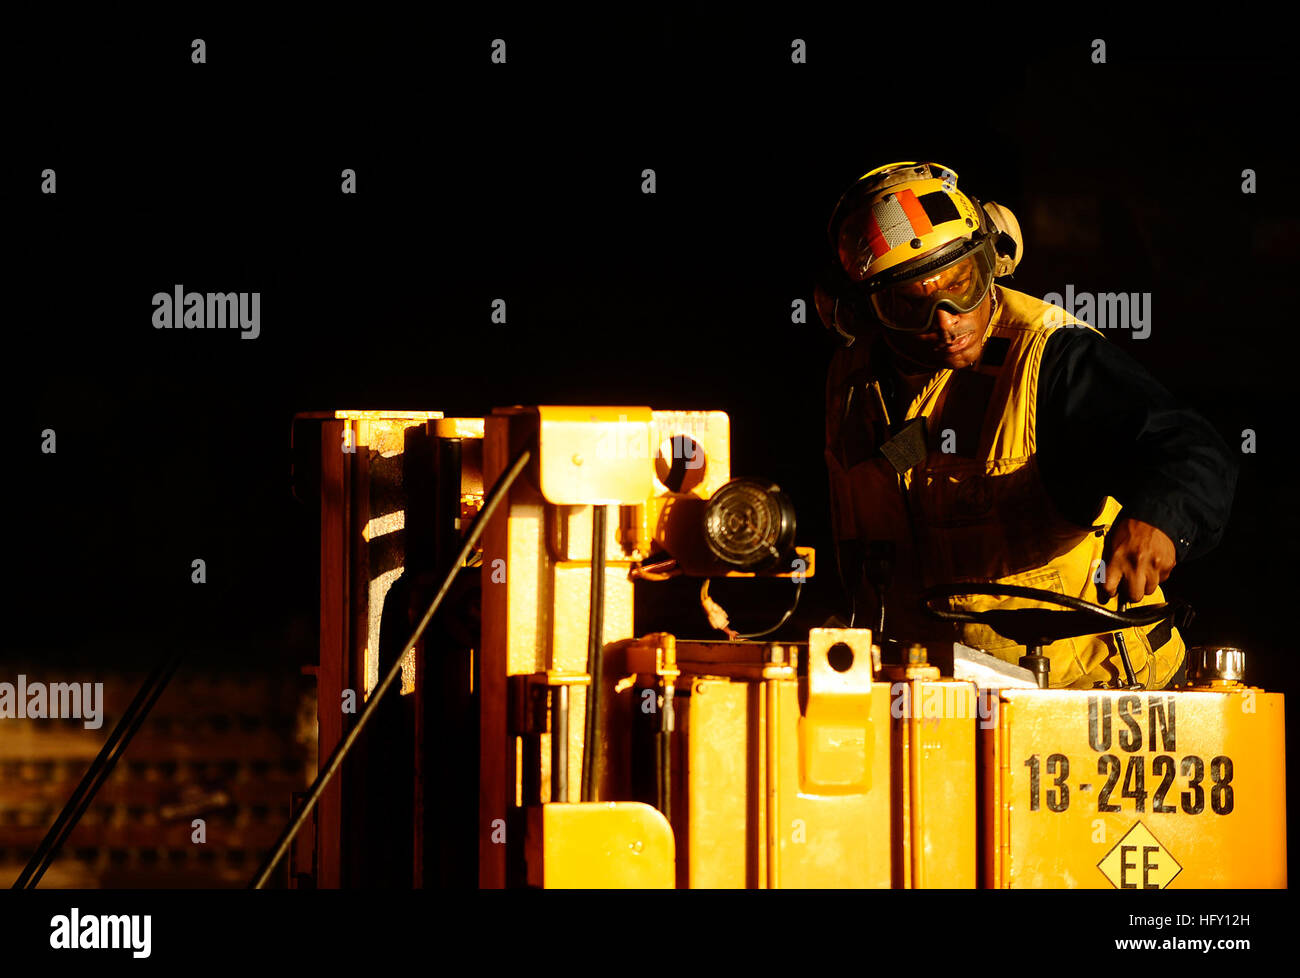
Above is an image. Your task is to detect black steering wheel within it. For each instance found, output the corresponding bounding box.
[922,583,1188,689]
[923,583,1182,646]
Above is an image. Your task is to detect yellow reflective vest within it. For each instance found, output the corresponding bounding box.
[825,285,1185,688]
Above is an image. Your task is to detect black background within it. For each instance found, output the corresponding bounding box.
[3,13,1294,910]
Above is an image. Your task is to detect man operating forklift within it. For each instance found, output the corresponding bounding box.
[816,162,1235,689]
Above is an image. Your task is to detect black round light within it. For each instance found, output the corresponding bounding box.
[702,478,797,573]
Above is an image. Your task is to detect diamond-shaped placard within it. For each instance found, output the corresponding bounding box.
[1098,821,1182,889]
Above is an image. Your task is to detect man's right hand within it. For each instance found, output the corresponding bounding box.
[1101,516,1177,604]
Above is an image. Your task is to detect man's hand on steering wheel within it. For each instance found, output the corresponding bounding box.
[1101,516,1177,604]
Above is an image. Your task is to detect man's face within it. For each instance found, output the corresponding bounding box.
[872,260,994,371]
[880,290,992,370]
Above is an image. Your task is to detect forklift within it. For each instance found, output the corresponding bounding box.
[266,405,1285,889]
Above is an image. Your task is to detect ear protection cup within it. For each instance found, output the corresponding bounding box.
[815,259,875,347]
[981,201,1024,277]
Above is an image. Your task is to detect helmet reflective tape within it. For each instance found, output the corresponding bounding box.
[837,185,981,286]
[866,190,934,256]
[841,189,966,267]
[868,245,995,333]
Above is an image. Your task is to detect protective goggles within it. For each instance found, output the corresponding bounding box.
[867,244,995,334]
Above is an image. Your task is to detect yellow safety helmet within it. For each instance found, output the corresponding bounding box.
[817,162,1023,343]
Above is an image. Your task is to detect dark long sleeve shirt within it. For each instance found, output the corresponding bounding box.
[1033,326,1236,563]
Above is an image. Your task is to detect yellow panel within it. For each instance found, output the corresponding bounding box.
[541,562,634,803]
[505,503,547,677]
[779,681,893,887]
[537,406,655,505]
[684,677,892,888]
[991,689,1286,888]
[526,802,675,888]
[892,680,978,888]
[550,565,632,673]
[684,680,752,887]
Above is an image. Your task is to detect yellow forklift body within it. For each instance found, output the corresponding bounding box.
[670,633,976,887]
[526,802,674,888]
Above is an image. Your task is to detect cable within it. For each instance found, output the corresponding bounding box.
[735,580,803,638]
[13,648,184,888]
[579,505,607,803]
[701,578,804,640]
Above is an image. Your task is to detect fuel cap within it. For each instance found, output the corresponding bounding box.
[1185,646,1246,684]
